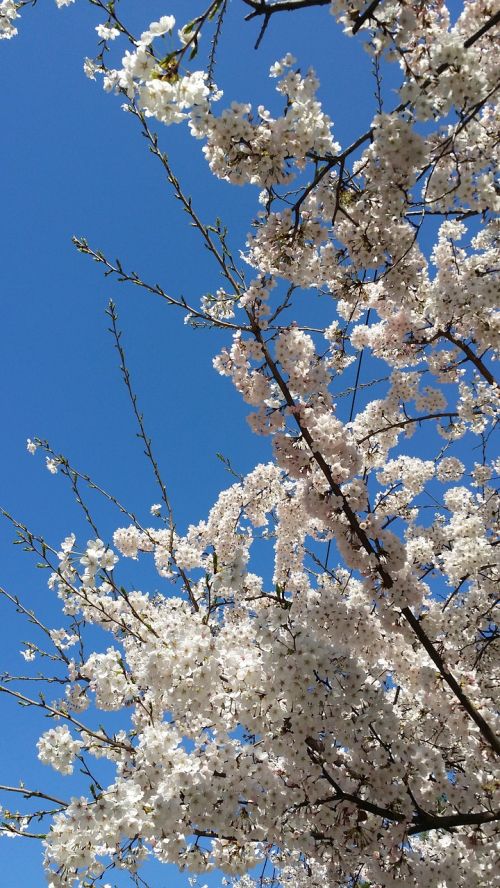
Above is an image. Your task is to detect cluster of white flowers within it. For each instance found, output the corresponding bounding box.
[37,726,83,775]
[0,0,19,40]
[95,22,119,41]
[1,0,76,40]
[191,58,339,187]
[199,288,236,321]
[80,538,118,583]
[49,628,78,649]
[100,15,213,127]
[80,648,133,710]
[436,456,465,482]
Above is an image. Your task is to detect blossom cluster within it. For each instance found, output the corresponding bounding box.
[191,56,339,187]
[0,0,18,39]
[37,726,83,776]
[99,14,214,127]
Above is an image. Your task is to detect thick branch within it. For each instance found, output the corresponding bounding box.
[401,607,500,756]
[243,0,330,19]
[312,808,500,841]
[463,9,500,47]
[440,330,498,387]
[307,747,500,834]
[351,0,384,34]
[316,759,404,822]
[408,808,500,835]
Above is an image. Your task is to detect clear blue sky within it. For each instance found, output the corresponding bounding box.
[0,1,462,885]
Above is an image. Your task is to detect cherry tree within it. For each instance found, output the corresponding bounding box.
[0,1,499,886]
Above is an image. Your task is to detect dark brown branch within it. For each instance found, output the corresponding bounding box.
[243,0,500,54]
[408,809,500,835]
[312,808,500,840]
[315,758,404,822]
[243,0,330,47]
[307,745,500,834]
[243,0,330,19]
[440,330,498,387]
[351,0,384,34]
[269,12,500,220]
[463,9,500,47]
[401,607,500,756]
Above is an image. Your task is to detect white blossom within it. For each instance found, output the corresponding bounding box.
[37,726,82,775]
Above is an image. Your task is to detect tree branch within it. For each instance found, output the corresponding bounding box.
[0,785,67,808]
[401,606,500,756]
[351,0,384,35]
[243,0,330,19]
[440,330,498,387]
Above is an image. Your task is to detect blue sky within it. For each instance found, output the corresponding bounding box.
[0,1,466,885]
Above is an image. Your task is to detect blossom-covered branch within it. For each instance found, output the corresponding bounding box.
[1,1,499,887]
